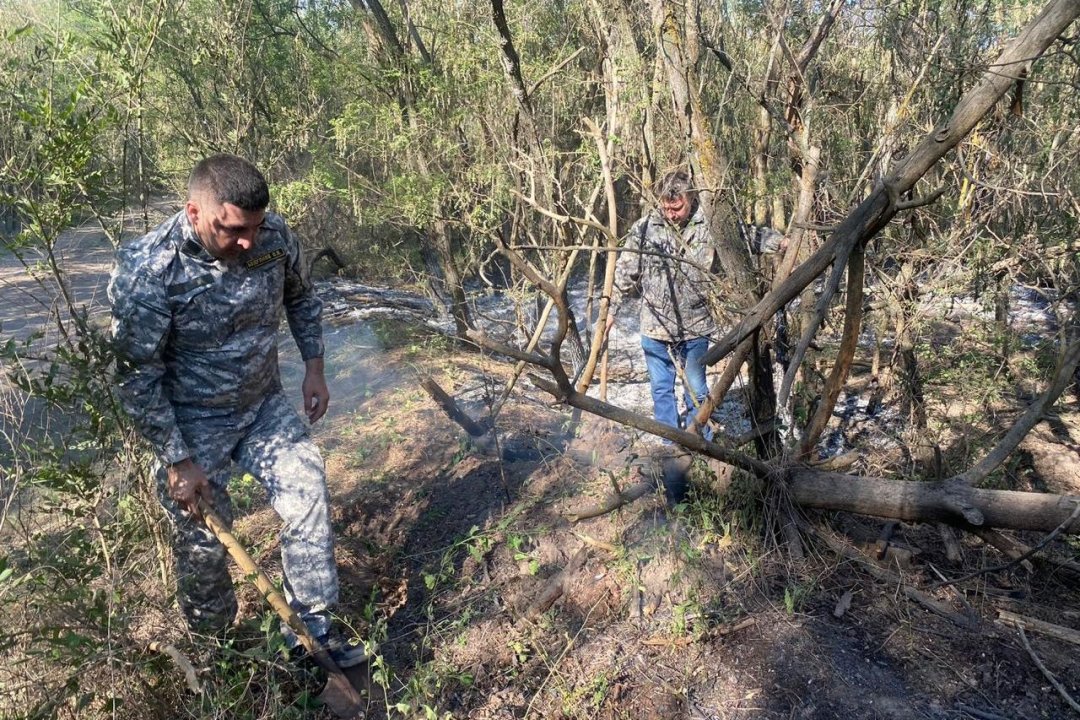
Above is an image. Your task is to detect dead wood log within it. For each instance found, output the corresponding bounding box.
[938,523,963,564]
[787,470,1080,534]
[147,641,201,694]
[565,479,654,523]
[989,533,1080,578]
[971,530,1080,577]
[966,528,1036,573]
[998,610,1080,647]
[935,503,1080,587]
[420,376,488,437]
[810,522,977,629]
[524,546,589,620]
[534,371,1080,535]
[875,521,898,561]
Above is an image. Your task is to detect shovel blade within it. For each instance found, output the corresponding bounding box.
[317,669,366,719]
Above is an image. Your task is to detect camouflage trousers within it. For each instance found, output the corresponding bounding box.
[156,391,338,640]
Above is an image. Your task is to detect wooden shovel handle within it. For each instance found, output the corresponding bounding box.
[197,498,341,674]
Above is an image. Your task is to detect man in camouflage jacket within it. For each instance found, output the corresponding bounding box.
[108,154,365,666]
[608,170,783,450]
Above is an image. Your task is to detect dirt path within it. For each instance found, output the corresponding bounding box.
[0,223,115,344]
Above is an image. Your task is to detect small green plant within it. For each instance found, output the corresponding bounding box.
[508,638,530,665]
[783,580,814,615]
[508,533,540,575]
[230,472,265,511]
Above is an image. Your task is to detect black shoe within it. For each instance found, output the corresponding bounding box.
[316,630,371,669]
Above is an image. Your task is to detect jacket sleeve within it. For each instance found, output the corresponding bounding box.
[611,218,646,306]
[108,250,190,465]
[687,223,718,278]
[281,222,324,361]
[750,225,785,255]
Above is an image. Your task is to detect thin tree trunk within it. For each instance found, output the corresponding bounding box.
[799,242,864,458]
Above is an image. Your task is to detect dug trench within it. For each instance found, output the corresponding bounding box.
[230,298,1080,720]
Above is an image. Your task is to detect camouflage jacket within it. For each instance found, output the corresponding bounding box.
[108,210,323,465]
[612,205,784,343]
[612,204,718,342]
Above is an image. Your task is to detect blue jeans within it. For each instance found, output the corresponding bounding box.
[640,335,714,442]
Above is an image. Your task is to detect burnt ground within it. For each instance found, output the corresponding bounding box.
[236,324,1080,720]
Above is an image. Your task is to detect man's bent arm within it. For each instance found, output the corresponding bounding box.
[609,217,646,323]
[108,252,190,465]
[281,222,325,362]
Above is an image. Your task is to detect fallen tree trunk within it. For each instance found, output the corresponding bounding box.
[530,373,1080,534]
[420,376,489,437]
[701,0,1080,370]
[788,469,1080,533]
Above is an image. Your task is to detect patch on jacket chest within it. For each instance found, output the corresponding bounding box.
[245,248,285,269]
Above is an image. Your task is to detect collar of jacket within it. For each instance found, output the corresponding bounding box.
[178,212,218,262]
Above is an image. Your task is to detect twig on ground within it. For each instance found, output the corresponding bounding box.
[523,589,608,719]
[523,546,589,620]
[573,532,620,554]
[147,641,201,694]
[954,704,1010,720]
[1015,625,1080,715]
[564,479,655,523]
[997,610,1080,647]
[928,562,976,617]
[804,519,977,628]
[936,502,1080,589]
[642,616,758,647]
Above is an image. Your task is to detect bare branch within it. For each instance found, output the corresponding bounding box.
[704,0,1080,368]
[950,338,1080,486]
[895,186,948,211]
[1016,626,1080,713]
[528,374,772,476]
[466,329,556,371]
[529,47,586,96]
[799,242,864,457]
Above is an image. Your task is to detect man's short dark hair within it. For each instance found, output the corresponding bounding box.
[657,169,694,203]
[188,154,270,211]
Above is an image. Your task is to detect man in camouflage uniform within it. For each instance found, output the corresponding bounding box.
[108,154,365,666]
[608,169,783,448]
